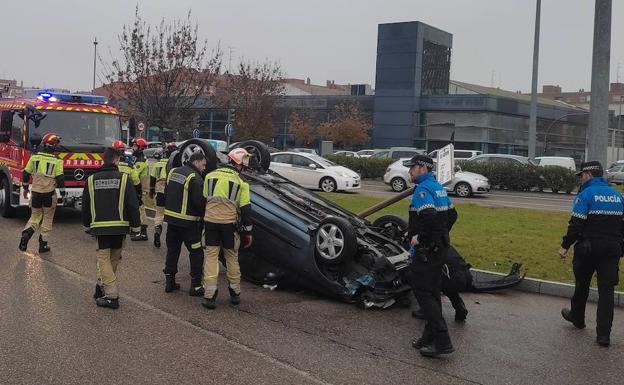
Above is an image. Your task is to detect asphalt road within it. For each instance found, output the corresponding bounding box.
[357,181,575,212]
[2,209,623,385]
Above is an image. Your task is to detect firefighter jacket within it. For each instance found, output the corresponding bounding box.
[81,163,141,236]
[164,164,206,228]
[561,177,624,249]
[134,153,149,180]
[150,158,168,195]
[22,150,65,194]
[408,172,457,248]
[118,160,142,202]
[203,166,252,233]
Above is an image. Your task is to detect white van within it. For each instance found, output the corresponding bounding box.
[534,156,576,171]
[429,149,481,160]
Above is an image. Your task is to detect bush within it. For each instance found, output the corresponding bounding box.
[325,155,394,179]
[457,161,576,193]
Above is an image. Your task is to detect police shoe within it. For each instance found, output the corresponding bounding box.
[228,287,241,305]
[96,296,119,309]
[412,335,433,350]
[164,273,180,293]
[38,236,50,253]
[419,342,455,358]
[93,284,104,300]
[597,335,610,347]
[561,308,586,329]
[202,291,218,310]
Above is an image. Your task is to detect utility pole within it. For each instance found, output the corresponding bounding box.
[587,0,612,165]
[528,0,541,159]
[227,46,235,74]
[92,37,98,93]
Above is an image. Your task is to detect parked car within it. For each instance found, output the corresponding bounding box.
[333,150,360,157]
[370,147,427,160]
[291,148,318,155]
[383,158,490,196]
[606,164,624,184]
[608,160,624,169]
[467,154,536,165]
[270,152,361,192]
[356,149,383,158]
[429,149,481,161]
[534,156,576,171]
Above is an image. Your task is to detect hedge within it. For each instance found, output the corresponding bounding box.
[325,155,394,179]
[457,161,577,193]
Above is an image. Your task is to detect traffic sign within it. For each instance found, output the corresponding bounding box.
[225,123,233,137]
[192,129,200,138]
[138,122,145,132]
[436,144,455,185]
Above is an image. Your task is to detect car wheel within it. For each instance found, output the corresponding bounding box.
[230,140,271,171]
[320,177,337,193]
[0,177,16,218]
[372,214,408,248]
[390,177,407,192]
[454,182,472,197]
[165,150,181,174]
[315,216,357,265]
[177,138,218,173]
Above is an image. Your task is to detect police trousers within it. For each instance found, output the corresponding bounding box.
[405,246,451,343]
[154,193,165,228]
[441,268,472,310]
[96,235,125,299]
[570,239,621,337]
[164,223,204,280]
[203,222,241,297]
[25,192,57,242]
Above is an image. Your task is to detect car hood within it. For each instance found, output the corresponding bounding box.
[455,171,487,181]
[326,165,359,177]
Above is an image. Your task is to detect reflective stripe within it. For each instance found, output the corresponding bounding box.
[571,212,588,220]
[180,174,195,217]
[191,241,202,249]
[229,183,239,202]
[207,179,215,197]
[587,210,623,216]
[88,176,96,222]
[241,225,253,232]
[118,174,127,221]
[164,209,201,222]
[91,220,130,228]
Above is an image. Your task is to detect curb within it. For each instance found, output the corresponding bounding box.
[471,268,624,307]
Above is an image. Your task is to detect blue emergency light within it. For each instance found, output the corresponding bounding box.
[37,90,108,105]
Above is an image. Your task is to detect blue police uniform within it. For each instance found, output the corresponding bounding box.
[561,168,623,344]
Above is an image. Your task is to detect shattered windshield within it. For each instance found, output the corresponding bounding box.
[29,110,120,149]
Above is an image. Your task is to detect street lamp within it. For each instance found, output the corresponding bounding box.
[542,112,589,156]
[92,37,98,93]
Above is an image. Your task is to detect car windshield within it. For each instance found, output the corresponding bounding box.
[307,154,335,167]
[30,110,120,150]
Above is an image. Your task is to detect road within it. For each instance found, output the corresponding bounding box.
[357,181,574,212]
[2,209,623,385]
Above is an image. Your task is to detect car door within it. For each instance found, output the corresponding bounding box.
[269,154,293,178]
[290,154,323,188]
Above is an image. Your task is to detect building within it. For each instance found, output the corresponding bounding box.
[0,79,24,98]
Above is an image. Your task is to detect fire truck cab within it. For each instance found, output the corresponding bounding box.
[0,91,121,217]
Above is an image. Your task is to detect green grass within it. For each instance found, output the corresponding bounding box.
[320,192,624,291]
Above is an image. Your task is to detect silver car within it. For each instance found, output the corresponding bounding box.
[606,165,624,184]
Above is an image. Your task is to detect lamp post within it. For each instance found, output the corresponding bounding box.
[528,0,541,159]
[542,112,590,156]
[92,37,98,93]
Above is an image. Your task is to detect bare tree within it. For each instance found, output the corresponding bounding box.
[220,60,284,142]
[318,101,370,147]
[102,6,221,136]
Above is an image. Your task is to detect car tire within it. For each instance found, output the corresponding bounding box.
[454,182,472,197]
[372,214,408,248]
[315,216,357,265]
[320,177,337,193]
[0,177,16,218]
[390,177,407,192]
[230,140,271,171]
[166,150,181,173]
[177,138,218,173]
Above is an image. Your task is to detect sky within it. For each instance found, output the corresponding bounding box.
[1,0,622,94]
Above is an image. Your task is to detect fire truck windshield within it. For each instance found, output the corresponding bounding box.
[29,110,120,151]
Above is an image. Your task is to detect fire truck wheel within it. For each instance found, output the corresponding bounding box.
[0,177,16,218]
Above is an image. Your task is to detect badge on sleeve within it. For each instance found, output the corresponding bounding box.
[575,198,580,204]
[419,192,426,199]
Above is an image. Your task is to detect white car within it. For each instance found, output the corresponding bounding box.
[333,150,360,157]
[534,156,576,171]
[383,158,490,197]
[270,152,361,192]
[356,149,382,158]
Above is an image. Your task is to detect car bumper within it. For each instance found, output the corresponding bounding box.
[337,178,361,190]
[472,181,491,194]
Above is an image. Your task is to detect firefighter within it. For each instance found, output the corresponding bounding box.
[132,137,150,238]
[150,142,177,248]
[113,140,147,241]
[19,133,65,253]
[201,148,253,310]
[82,145,141,309]
[162,151,207,295]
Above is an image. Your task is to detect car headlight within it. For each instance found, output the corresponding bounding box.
[475,178,488,183]
[340,172,351,178]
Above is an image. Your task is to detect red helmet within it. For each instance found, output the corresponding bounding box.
[133,137,148,150]
[42,133,60,148]
[164,142,178,155]
[111,140,126,153]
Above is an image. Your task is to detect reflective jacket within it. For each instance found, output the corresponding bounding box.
[203,166,252,233]
[164,164,206,227]
[561,177,624,248]
[118,160,142,203]
[408,172,457,248]
[81,163,141,236]
[150,159,168,194]
[23,150,64,194]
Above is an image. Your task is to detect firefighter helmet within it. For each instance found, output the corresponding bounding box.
[227,148,251,167]
[111,140,126,154]
[132,137,148,150]
[164,142,178,156]
[41,133,60,148]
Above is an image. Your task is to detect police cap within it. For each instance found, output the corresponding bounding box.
[576,161,603,176]
[403,154,434,169]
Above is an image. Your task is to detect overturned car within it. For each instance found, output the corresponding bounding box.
[168,139,523,308]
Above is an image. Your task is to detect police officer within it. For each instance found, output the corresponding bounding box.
[403,154,458,357]
[113,140,147,241]
[201,148,253,309]
[82,146,141,309]
[19,133,65,253]
[162,151,207,296]
[132,137,150,238]
[559,161,623,347]
[150,142,177,248]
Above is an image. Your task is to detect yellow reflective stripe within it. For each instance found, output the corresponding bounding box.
[90,221,130,228]
[180,174,195,217]
[118,174,127,221]
[88,176,96,222]
[164,209,200,222]
[191,241,202,249]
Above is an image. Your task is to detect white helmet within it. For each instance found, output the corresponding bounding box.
[228,148,251,167]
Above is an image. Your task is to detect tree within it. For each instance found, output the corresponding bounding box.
[219,60,284,142]
[102,6,221,136]
[318,101,370,147]
[288,111,317,146]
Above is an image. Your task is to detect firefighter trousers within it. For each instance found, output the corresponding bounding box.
[154,193,165,228]
[203,222,241,298]
[25,192,57,242]
[96,235,125,299]
[164,223,204,280]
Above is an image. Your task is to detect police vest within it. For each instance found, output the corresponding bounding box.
[86,172,131,233]
[118,161,141,186]
[24,152,64,193]
[164,165,203,225]
[571,177,624,241]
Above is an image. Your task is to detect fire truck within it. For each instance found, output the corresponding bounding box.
[0,91,121,217]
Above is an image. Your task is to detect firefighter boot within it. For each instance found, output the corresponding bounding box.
[189,278,205,297]
[164,273,180,293]
[96,296,120,309]
[93,283,104,300]
[38,235,50,253]
[131,225,148,241]
[228,287,241,305]
[19,228,35,251]
[202,290,218,310]
[153,225,162,248]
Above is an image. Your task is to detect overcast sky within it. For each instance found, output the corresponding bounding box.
[1,0,622,93]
